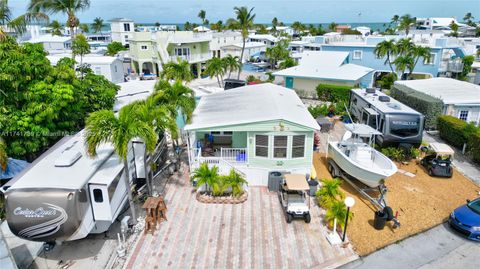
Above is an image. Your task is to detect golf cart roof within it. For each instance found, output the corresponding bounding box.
[429,142,454,156]
[344,124,382,136]
[283,174,309,190]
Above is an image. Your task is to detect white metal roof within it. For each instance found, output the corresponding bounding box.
[114,80,156,111]
[395,78,480,105]
[344,124,382,136]
[26,34,71,43]
[248,34,278,43]
[351,88,422,114]
[222,41,266,50]
[9,130,117,190]
[273,51,373,82]
[429,142,454,156]
[185,83,320,131]
[47,54,120,65]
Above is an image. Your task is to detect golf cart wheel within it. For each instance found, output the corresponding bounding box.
[383,206,394,221]
[286,213,293,223]
[304,213,311,223]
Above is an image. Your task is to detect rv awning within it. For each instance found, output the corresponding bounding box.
[284,174,309,190]
[344,124,382,136]
[429,143,454,156]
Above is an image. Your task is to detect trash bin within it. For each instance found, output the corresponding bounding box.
[374,211,387,230]
[268,171,289,192]
[308,180,319,196]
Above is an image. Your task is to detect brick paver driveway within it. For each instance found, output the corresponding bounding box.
[124,166,357,269]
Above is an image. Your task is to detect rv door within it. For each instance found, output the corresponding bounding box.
[88,184,112,221]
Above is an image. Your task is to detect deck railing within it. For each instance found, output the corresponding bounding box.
[189,147,247,177]
[220,148,247,163]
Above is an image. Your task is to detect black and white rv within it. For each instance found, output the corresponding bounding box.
[349,88,425,146]
[2,130,167,242]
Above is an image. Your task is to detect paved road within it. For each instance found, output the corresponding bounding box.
[341,223,480,269]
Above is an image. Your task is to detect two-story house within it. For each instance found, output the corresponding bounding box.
[110,18,135,47]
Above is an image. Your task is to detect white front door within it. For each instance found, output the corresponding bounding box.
[89,184,112,222]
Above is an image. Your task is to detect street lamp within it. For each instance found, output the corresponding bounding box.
[342,196,355,242]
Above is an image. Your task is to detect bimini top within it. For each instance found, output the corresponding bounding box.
[344,124,382,136]
[283,174,309,191]
[429,142,454,156]
[8,130,117,190]
[184,83,320,131]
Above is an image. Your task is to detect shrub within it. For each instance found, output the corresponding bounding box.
[437,116,468,148]
[381,147,405,162]
[246,75,258,83]
[315,84,352,103]
[391,85,443,129]
[468,131,480,163]
[325,199,353,230]
[316,178,344,208]
[308,104,329,118]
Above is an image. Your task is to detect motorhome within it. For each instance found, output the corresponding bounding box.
[349,88,424,146]
[2,130,167,243]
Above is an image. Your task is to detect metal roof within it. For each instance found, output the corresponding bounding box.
[429,142,454,156]
[344,124,382,136]
[185,83,320,131]
[114,80,156,111]
[351,88,422,114]
[284,174,309,190]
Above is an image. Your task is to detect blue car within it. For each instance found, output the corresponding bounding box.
[449,197,480,241]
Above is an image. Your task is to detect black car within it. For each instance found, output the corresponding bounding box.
[224,79,246,90]
[420,143,454,178]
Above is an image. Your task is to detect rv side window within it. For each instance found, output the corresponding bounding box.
[352,98,357,105]
[362,112,368,124]
[380,119,384,132]
[93,189,103,203]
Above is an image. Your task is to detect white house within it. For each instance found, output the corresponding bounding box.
[248,34,279,48]
[221,42,266,63]
[25,34,71,51]
[210,31,243,58]
[416,17,466,30]
[266,26,294,36]
[395,78,480,125]
[47,54,125,83]
[110,18,135,47]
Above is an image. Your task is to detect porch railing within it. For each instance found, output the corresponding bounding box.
[220,148,247,163]
[189,147,247,177]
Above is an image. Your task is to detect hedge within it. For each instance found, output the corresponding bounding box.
[437,115,468,148]
[469,131,480,163]
[315,84,352,103]
[391,85,443,129]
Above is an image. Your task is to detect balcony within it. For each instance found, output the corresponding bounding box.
[439,59,464,73]
[170,53,212,63]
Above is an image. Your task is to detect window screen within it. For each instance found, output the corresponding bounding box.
[292,135,305,158]
[93,189,103,203]
[255,135,269,157]
[273,136,288,158]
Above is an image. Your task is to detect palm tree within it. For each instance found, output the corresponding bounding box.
[28,0,91,40]
[205,57,225,87]
[72,33,90,78]
[463,13,476,27]
[49,19,62,36]
[265,40,289,70]
[291,21,305,35]
[85,104,158,224]
[210,20,223,31]
[233,6,256,79]
[0,137,7,172]
[0,0,48,40]
[449,21,459,37]
[395,37,414,56]
[191,162,220,194]
[398,14,416,35]
[316,178,344,208]
[154,80,196,124]
[224,169,247,197]
[225,18,238,30]
[407,45,431,79]
[328,22,338,32]
[223,54,241,78]
[390,15,400,27]
[92,17,104,36]
[160,59,193,83]
[325,199,353,230]
[374,39,398,73]
[393,55,414,80]
[198,10,207,25]
[79,23,88,33]
[184,21,192,31]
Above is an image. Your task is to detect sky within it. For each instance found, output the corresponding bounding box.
[9,0,480,24]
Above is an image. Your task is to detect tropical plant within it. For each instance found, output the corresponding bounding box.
[265,40,289,70]
[191,162,220,194]
[225,169,248,197]
[205,57,225,87]
[463,12,476,27]
[0,0,48,40]
[328,22,338,32]
[72,34,90,78]
[291,21,305,34]
[92,17,104,35]
[184,21,192,31]
[233,6,256,79]
[397,14,416,35]
[316,178,344,208]
[0,137,7,171]
[390,15,400,27]
[279,57,296,69]
[222,54,241,78]
[154,22,160,27]
[381,147,405,162]
[105,41,126,56]
[377,73,397,89]
[198,9,207,25]
[85,104,158,223]
[153,79,196,124]
[49,20,62,36]
[449,21,459,37]
[459,55,475,80]
[374,39,398,73]
[160,59,193,83]
[325,199,353,230]
[79,23,89,33]
[210,20,223,31]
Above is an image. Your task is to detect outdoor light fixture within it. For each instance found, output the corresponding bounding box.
[342,196,355,242]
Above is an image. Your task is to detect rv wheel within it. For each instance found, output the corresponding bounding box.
[328,163,337,177]
[305,214,311,223]
[383,206,394,221]
[286,213,293,223]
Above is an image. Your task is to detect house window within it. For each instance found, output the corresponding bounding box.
[93,189,103,203]
[459,110,469,121]
[141,45,148,50]
[123,23,131,32]
[424,53,436,65]
[353,50,362,60]
[94,66,101,75]
[174,47,190,56]
[114,65,118,73]
[255,135,269,157]
[273,136,288,158]
[292,135,305,158]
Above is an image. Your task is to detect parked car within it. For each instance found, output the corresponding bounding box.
[420,142,454,178]
[278,174,311,223]
[449,197,480,241]
[224,79,246,90]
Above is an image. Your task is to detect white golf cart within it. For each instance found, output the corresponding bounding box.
[278,174,311,223]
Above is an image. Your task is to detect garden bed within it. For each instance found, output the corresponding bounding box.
[195,192,248,204]
[313,152,480,256]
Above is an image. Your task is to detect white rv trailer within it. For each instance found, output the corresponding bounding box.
[3,130,144,242]
[349,88,425,146]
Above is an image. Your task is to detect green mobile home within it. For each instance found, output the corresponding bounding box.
[185,83,320,186]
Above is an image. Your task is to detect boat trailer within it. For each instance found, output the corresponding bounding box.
[327,158,401,228]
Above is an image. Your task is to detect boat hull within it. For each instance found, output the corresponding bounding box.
[328,142,397,188]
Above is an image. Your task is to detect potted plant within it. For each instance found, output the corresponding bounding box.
[316,178,344,209]
[324,199,353,231]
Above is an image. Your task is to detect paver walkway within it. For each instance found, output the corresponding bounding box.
[123,165,357,269]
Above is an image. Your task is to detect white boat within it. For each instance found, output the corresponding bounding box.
[328,124,397,188]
